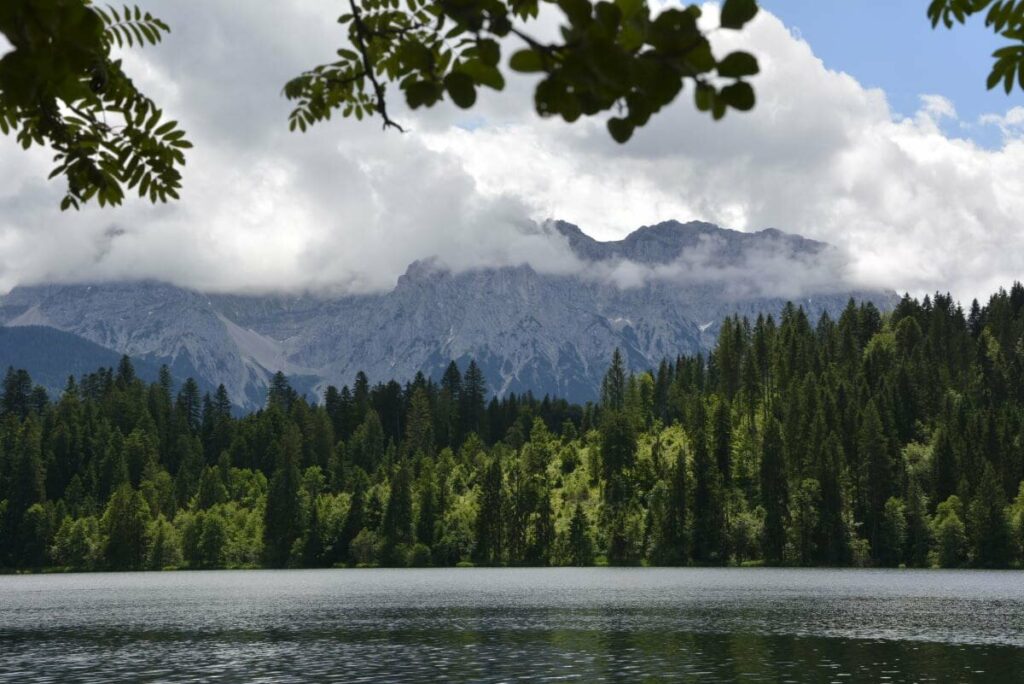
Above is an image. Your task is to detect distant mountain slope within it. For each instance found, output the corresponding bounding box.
[0,326,162,398]
[0,221,897,408]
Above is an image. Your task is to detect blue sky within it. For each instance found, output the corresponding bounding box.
[764,1,1022,145]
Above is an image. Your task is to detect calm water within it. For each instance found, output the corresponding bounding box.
[1,568,1023,682]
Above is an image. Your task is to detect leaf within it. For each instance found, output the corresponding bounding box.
[405,80,440,108]
[614,0,644,20]
[720,0,758,29]
[717,51,759,78]
[720,81,755,110]
[477,39,501,67]
[445,72,477,108]
[510,49,545,73]
[607,117,634,143]
[460,60,505,90]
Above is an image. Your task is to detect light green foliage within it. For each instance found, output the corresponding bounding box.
[933,495,969,568]
[51,515,102,570]
[147,514,182,569]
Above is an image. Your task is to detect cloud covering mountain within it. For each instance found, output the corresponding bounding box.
[0,221,895,408]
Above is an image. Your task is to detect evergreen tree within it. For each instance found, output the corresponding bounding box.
[405,387,435,457]
[692,401,727,564]
[381,464,414,565]
[460,361,487,441]
[175,378,202,433]
[528,488,555,566]
[934,496,968,568]
[601,349,627,411]
[789,478,821,566]
[600,410,636,504]
[860,401,893,558]
[968,462,1011,567]
[474,458,504,565]
[711,398,732,487]
[262,426,304,567]
[101,484,151,570]
[760,417,788,564]
[877,497,907,567]
[658,449,689,565]
[816,433,850,565]
[568,504,594,566]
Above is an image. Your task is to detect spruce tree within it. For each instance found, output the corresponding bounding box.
[692,401,727,565]
[262,426,304,567]
[760,417,788,564]
[968,462,1011,567]
[568,503,594,566]
[381,464,413,565]
[474,458,504,565]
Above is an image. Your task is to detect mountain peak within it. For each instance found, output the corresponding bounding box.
[548,219,825,265]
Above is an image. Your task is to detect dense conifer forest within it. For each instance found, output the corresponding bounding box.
[3,286,1024,572]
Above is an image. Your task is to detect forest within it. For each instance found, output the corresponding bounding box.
[3,285,1024,572]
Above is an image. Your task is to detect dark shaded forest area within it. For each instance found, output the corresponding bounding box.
[3,286,1024,571]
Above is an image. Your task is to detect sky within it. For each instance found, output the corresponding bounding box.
[0,1,1022,302]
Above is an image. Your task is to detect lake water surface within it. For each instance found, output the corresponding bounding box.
[1,568,1023,682]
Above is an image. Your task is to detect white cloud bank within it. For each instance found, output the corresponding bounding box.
[0,2,1021,302]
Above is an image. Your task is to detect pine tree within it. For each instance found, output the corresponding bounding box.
[267,371,296,412]
[101,484,151,570]
[711,397,732,487]
[760,417,788,564]
[692,402,727,564]
[404,387,435,457]
[1,367,32,419]
[658,449,689,564]
[877,497,907,567]
[381,464,413,565]
[262,426,304,567]
[600,410,636,504]
[601,349,627,411]
[860,400,892,558]
[968,462,1011,567]
[175,378,202,433]
[474,458,504,565]
[568,504,594,566]
[460,361,487,441]
[334,469,368,564]
[816,433,850,565]
[301,497,327,567]
[528,488,555,566]
[415,475,438,548]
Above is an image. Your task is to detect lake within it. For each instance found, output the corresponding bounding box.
[1,568,1022,682]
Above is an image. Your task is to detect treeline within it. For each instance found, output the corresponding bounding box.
[3,285,1024,571]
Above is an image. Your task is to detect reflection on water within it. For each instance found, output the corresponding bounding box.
[1,568,1022,682]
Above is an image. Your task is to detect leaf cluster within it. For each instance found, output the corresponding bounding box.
[285,0,761,142]
[0,2,190,209]
[928,0,1024,93]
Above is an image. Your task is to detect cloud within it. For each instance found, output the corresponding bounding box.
[0,1,1021,303]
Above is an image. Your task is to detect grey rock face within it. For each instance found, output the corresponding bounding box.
[0,221,895,408]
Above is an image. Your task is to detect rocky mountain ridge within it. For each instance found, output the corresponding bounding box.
[0,220,895,408]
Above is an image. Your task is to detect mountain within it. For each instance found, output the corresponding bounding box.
[0,220,896,408]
